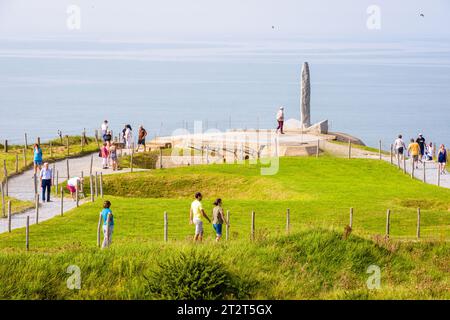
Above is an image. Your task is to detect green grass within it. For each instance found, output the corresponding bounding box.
[0,156,449,299]
[0,136,99,181]
[0,197,34,217]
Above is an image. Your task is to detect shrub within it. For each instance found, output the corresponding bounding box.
[145,251,240,300]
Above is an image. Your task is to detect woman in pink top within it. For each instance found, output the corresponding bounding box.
[101,143,110,169]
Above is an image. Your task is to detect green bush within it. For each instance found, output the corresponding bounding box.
[145,251,241,300]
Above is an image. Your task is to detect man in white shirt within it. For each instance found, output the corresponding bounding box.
[39,162,53,202]
[189,192,211,242]
[276,107,285,134]
[393,134,406,161]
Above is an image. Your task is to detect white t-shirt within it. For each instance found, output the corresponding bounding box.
[101,123,108,132]
[68,177,80,187]
[394,138,405,150]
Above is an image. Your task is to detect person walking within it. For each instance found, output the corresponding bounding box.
[39,162,53,202]
[212,198,228,242]
[136,125,148,152]
[101,120,109,142]
[425,142,434,161]
[189,192,211,242]
[438,144,447,174]
[109,144,118,171]
[100,143,110,169]
[104,130,112,147]
[33,143,43,176]
[125,125,133,149]
[408,138,421,169]
[276,107,285,134]
[416,133,426,162]
[100,200,114,249]
[393,134,406,161]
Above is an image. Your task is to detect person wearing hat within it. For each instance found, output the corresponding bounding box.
[416,134,426,162]
[276,106,285,134]
[136,125,148,152]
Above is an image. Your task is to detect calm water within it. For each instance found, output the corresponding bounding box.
[1,37,450,148]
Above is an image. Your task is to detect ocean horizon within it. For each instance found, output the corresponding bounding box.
[1,36,450,149]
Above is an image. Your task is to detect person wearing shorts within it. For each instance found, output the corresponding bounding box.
[189,192,211,242]
[109,145,118,171]
[212,198,229,242]
[33,143,43,176]
[393,134,406,161]
[438,144,447,174]
[408,138,421,169]
[67,177,82,201]
[136,125,147,152]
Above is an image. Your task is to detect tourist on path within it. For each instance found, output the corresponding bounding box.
[121,125,128,145]
[33,143,43,176]
[212,198,228,242]
[393,134,406,161]
[67,176,83,201]
[407,138,421,169]
[100,143,110,169]
[104,130,112,147]
[276,106,285,134]
[125,125,133,149]
[39,162,53,202]
[136,125,148,152]
[416,134,426,162]
[109,145,118,171]
[425,142,434,161]
[101,120,109,142]
[189,192,211,242]
[438,144,447,174]
[100,200,114,249]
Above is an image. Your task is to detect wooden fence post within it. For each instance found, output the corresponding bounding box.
[348,140,352,159]
[90,175,94,202]
[76,180,79,207]
[397,151,400,168]
[349,207,354,229]
[37,137,41,146]
[423,162,426,183]
[385,209,391,238]
[60,187,64,216]
[160,148,163,169]
[97,213,102,247]
[90,154,93,176]
[24,133,28,149]
[35,194,39,224]
[95,130,99,149]
[100,172,103,198]
[26,216,30,251]
[33,173,37,195]
[379,140,382,160]
[416,208,421,240]
[66,159,70,179]
[50,141,53,158]
[23,148,27,167]
[66,135,70,156]
[3,140,7,153]
[437,166,441,187]
[80,171,84,193]
[411,159,415,179]
[226,210,230,241]
[130,148,134,172]
[52,163,56,186]
[0,183,4,218]
[7,200,12,232]
[164,211,168,242]
[3,159,8,196]
[251,211,255,241]
[403,155,406,174]
[95,172,98,198]
[286,208,290,234]
[55,171,59,195]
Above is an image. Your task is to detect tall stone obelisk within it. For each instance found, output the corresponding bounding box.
[301,62,311,128]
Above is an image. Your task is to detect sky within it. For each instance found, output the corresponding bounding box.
[0,0,449,40]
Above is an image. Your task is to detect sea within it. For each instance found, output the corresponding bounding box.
[1,36,450,149]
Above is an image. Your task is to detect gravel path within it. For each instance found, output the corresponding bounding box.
[0,153,137,234]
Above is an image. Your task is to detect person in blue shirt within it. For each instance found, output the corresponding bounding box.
[33,143,43,176]
[100,200,114,248]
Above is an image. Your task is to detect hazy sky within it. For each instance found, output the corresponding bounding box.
[0,0,449,40]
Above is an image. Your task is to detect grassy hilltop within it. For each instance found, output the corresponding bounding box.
[0,156,448,299]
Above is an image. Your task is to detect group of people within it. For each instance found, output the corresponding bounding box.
[393,133,447,174]
[99,120,148,170]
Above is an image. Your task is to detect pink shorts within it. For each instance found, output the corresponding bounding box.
[67,185,76,193]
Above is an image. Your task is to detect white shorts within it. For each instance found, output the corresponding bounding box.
[193,218,203,235]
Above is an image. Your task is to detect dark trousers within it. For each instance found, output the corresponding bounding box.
[277,120,284,133]
[41,179,51,201]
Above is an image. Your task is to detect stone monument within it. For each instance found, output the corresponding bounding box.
[301,62,311,128]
